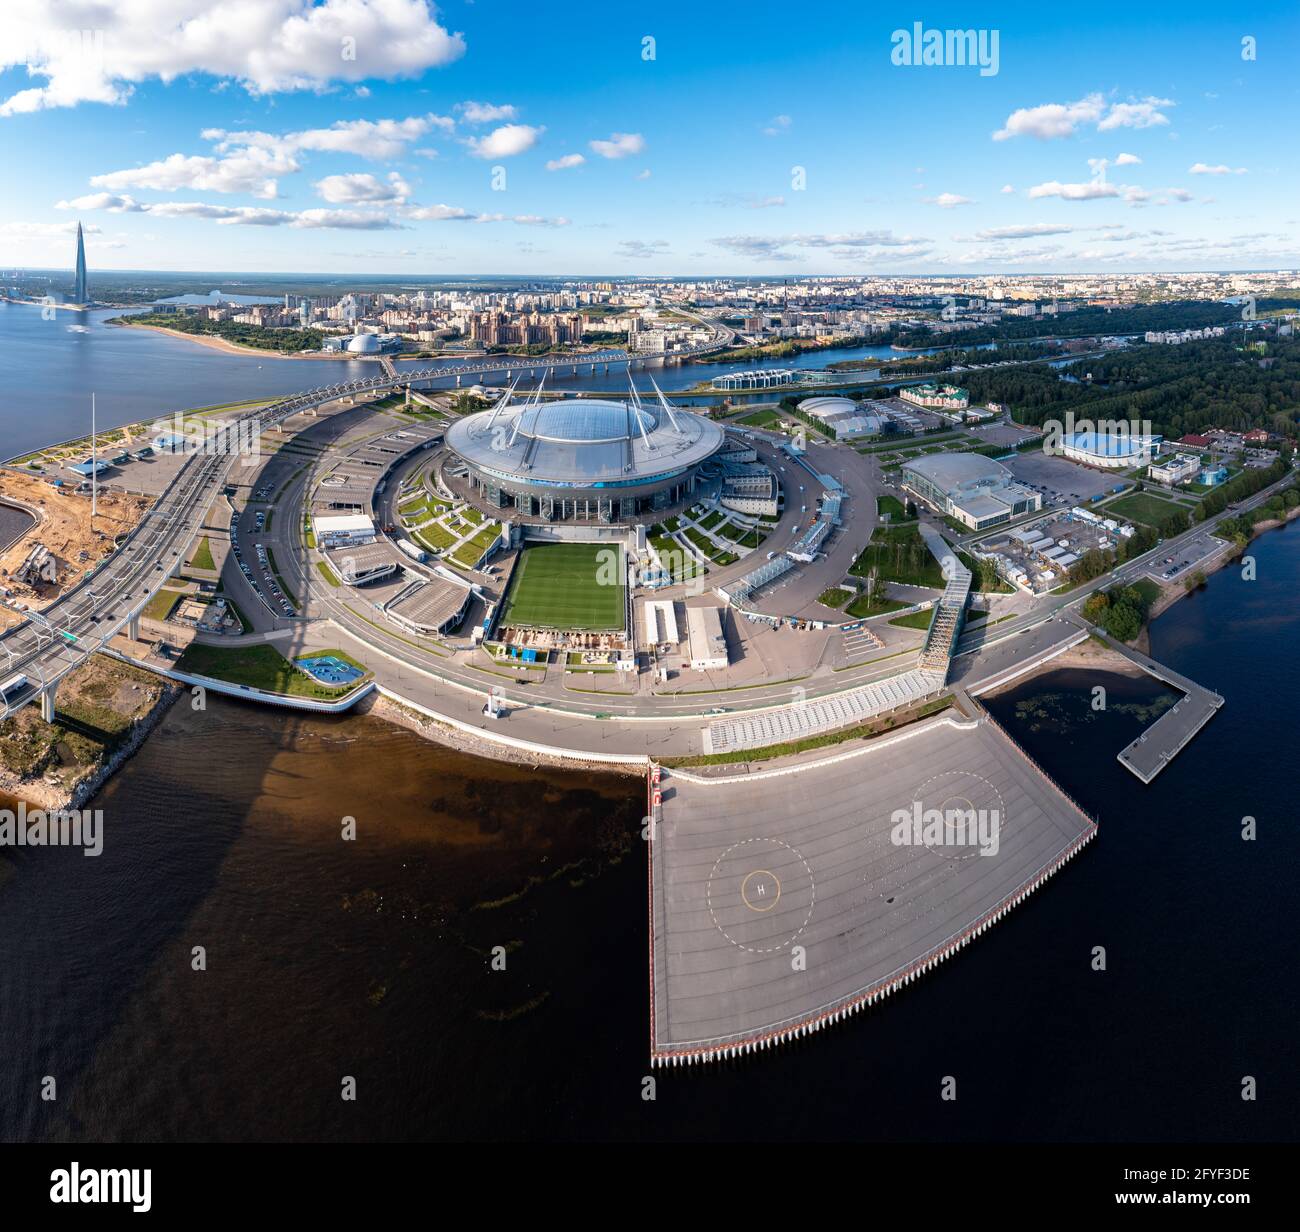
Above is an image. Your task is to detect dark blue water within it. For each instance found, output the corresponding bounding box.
[0,519,1293,1141]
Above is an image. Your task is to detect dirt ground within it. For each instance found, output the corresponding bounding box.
[0,469,151,620]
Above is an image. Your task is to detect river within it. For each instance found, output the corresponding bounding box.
[1,519,1295,1141]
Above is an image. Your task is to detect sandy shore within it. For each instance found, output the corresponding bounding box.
[109,320,353,360]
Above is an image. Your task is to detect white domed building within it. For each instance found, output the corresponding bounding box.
[445,392,725,523]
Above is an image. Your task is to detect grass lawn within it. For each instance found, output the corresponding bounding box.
[738,409,782,428]
[1131,577,1162,607]
[818,586,854,608]
[889,607,936,630]
[143,587,183,622]
[1102,490,1185,528]
[845,595,908,619]
[499,543,625,631]
[850,524,946,588]
[699,510,724,531]
[316,560,340,587]
[175,643,367,699]
[449,521,501,569]
[190,536,216,570]
[876,494,906,519]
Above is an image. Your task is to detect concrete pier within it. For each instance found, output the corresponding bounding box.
[1093,631,1225,784]
[648,714,1097,1064]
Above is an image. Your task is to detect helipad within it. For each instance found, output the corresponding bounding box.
[648,713,1097,1064]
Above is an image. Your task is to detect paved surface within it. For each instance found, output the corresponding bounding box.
[650,714,1097,1062]
[1096,630,1226,784]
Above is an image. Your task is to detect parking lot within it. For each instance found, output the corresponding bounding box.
[1144,533,1228,583]
[1006,450,1124,508]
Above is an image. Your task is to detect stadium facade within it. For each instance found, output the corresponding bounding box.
[901,452,1041,531]
[1061,430,1162,469]
[445,392,725,523]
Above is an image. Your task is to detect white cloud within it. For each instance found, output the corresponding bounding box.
[924,193,973,209]
[993,94,1174,141]
[1000,184,1015,194]
[467,124,543,159]
[403,203,474,221]
[545,154,585,171]
[1189,162,1246,175]
[635,169,651,180]
[1098,98,1175,131]
[589,132,645,159]
[0,0,466,116]
[314,172,410,204]
[1027,180,1121,200]
[56,192,145,213]
[1115,152,1142,166]
[205,115,452,161]
[761,115,792,136]
[993,94,1105,140]
[972,224,1077,240]
[456,101,518,124]
[91,147,295,198]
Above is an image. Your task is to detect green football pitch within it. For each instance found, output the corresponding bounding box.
[499,543,626,631]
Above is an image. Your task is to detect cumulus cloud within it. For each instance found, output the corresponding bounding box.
[1027,180,1121,200]
[56,192,145,213]
[994,94,1174,140]
[205,115,452,161]
[467,124,543,158]
[545,153,585,171]
[1115,152,1142,166]
[90,147,296,198]
[0,0,466,116]
[314,172,411,204]
[1189,162,1247,175]
[403,203,474,221]
[456,101,518,124]
[589,132,645,159]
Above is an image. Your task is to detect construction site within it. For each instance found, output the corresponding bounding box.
[0,470,151,625]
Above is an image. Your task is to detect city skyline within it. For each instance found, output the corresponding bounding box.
[1,1,1296,276]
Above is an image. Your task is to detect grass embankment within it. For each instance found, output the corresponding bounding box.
[189,536,216,570]
[174,644,369,699]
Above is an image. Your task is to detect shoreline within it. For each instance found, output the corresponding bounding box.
[108,319,345,360]
[0,679,181,812]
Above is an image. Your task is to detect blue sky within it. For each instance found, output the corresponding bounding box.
[1,0,1296,274]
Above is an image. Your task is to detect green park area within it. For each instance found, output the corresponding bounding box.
[850,524,946,588]
[175,644,369,699]
[1102,490,1187,529]
[498,543,625,631]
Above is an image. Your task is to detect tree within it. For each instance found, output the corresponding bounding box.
[1104,602,1142,643]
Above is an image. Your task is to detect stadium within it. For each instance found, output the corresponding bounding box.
[1061,429,1162,469]
[444,388,726,523]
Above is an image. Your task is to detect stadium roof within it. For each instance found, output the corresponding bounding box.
[1066,430,1160,458]
[446,396,724,488]
[902,452,1011,491]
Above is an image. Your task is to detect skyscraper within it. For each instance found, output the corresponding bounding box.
[73,221,88,304]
